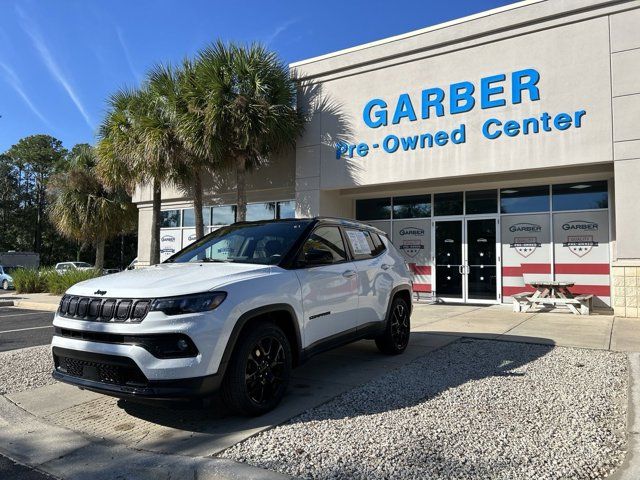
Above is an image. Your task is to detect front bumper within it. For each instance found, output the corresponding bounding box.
[52,346,222,400]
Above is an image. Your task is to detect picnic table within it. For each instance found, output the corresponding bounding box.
[512,281,593,315]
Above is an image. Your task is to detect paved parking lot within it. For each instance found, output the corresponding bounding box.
[0,307,54,352]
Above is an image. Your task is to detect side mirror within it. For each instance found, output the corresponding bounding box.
[304,248,334,266]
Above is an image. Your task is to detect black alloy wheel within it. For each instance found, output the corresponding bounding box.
[222,323,292,416]
[375,296,411,355]
[245,335,287,406]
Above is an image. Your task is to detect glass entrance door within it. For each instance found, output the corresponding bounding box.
[466,218,498,302]
[434,221,464,300]
[433,218,499,303]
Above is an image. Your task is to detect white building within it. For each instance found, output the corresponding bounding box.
[133,0,640,317]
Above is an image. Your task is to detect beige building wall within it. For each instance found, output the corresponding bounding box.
[293,0,640,316]
[610,8,640,317]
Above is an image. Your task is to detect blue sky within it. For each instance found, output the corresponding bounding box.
[0,0,517,152]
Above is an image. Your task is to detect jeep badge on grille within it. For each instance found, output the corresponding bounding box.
[94,290,107,296]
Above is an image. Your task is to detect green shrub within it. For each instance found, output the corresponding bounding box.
[47,269,102,295]
[12,268,48,293]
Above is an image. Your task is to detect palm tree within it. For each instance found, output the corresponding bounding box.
[48,145,137,270]
[97,86,180,265]
[146,61,211,240]
[194,41,305,221]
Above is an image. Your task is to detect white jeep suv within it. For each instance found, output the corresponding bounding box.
[51,218,412,415]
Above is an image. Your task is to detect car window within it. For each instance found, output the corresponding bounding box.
[74,262,92,268]
[371,232,387,256]
[300,226,347,264]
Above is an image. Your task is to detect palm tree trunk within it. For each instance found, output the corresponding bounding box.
[236,155,247,222]
[193,170,205,239]
[95,237,105,270]
[150,177,162,265]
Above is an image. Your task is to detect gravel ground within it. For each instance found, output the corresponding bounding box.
[222,339,628,480]
[0,345,54,395]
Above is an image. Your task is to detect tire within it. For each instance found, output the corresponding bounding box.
[221,322,292,416]
[375,296,411,355]
[1,280,8,290]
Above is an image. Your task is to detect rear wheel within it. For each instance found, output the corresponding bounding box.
[375,296,411,355]
[2,280,8,290]
[221,323,292,416]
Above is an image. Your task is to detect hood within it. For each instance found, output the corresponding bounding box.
[66,262,273,298]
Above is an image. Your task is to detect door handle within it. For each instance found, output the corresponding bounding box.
[342,270,357,278]
[458,265,463,275]
[381,264,391,270]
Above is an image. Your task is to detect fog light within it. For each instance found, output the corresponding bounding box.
[177,339,189,351]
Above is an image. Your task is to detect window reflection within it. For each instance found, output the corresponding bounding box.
[552,181,608,211]
[500,186,549,214]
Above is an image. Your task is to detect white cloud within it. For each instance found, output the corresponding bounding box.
[116,27,142,83]
[265,18,298,46]
[16,5,94,130]
[0,60,52,128]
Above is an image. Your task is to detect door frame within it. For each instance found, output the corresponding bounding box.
[432,215,501,304]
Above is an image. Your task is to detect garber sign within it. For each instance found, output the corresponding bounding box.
[336,68,587,159]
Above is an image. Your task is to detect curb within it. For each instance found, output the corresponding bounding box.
[608,352,640,480]
[0,395,291,480]
[0,299,60,312]
[14,300,59,312]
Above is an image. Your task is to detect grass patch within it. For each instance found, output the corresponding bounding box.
[47,269,102,295]
[11,267,102,294]
[11,268,53,293]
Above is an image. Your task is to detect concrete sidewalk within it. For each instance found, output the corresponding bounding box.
[0,293,61,312]
[412,303,640,352]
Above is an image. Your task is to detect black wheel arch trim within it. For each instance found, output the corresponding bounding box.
[386,284,413,322]
[218,303,303,377]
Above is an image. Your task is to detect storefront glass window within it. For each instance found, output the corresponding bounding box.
[552,181,608,211]
[246,202,276,221]
[500,185,549,214]
[393,195,431,218]
[160,210,181,228]
[356,198,392,220]
[211,205,236,225]
[434,192,463,216]
[277,200,296,219]
[466,189,497,215]
[182,208,212,227]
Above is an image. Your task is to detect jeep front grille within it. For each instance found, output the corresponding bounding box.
[58,295,151,323]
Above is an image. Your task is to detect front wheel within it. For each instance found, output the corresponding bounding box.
[1,280,8,290]
[375,296,411,355]
[221,323,292,416]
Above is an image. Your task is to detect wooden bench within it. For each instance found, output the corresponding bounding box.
[512,292,594,315]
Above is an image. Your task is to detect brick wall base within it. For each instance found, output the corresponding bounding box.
[613,262,640,318]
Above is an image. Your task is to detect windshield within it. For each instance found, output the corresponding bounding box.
[167,220,312,265]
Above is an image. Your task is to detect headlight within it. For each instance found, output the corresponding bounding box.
[150,292,226,315]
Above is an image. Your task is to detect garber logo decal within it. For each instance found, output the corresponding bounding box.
[161,235,175,242]
[509,223,542,233]
[510,237,541,258]
[399,227,425,236]
[562,220,598,231]
[399,240,424,258]
[561,221,599,257]
[188,234,197,241]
